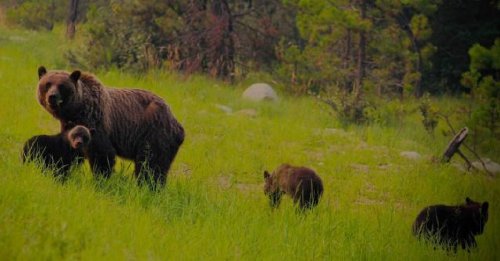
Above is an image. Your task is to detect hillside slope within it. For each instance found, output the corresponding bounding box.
[0,27,498,260]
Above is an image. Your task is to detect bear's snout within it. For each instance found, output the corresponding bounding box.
[47,93,63,108]
[72,138,83,149]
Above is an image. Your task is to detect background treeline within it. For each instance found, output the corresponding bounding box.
[1,0,499,153]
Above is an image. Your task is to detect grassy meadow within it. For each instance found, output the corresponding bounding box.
[0,26,499,260]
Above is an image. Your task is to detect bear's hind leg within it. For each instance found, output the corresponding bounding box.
[134,157,156,187]
[134,161,166,189]
[135,140,181,188]
[297,183,319,210]
[134,152,167,188]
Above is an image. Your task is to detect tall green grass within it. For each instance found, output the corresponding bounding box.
[0,26,498,260]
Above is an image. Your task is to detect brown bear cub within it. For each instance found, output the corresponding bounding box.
[22,124,93,178]
[263,164,324,210]
[412,197,489,252]
[36,66,184,187]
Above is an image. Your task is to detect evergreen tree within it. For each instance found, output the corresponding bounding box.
[462,39,500,146]
[428,0,500,94]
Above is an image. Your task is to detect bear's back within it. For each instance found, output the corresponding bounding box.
[23,135,60,163]
[290,167,322,188]
[277,165,323,201]
[23,133,80,166]
[102,88,184,159]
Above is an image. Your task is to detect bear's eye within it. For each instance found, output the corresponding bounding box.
[45,82,51,90]
[58,84,73,96]
[58,84,68,92]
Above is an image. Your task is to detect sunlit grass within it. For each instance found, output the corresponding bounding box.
[0,26,498,260]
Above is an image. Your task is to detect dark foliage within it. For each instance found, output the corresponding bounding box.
[426,0,500,94]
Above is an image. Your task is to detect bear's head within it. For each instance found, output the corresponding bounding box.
[37,66,82,118]
[65,122,94,150]
[463,197,489,235]
[264,170,282,207]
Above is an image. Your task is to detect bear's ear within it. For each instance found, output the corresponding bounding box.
[70,70,81,83]
[482,202,489,213]
[38,66,47,79]
[264,170,271,179]
[466,197,472,204]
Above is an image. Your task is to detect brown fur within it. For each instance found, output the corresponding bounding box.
[263,164,323,210]
[67,125,93,150]
[37,66,185,187]
[412,198,489,252]
[22,124,92,178]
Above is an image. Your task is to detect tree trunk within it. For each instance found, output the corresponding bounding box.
[344,29,351,70]
[406,30,423,97]
[66,0,79,39]
[344,29,353,92]
[355,31,366,97]
[395,8,423,98]
[208,0,235,81]
[354,0,366,98]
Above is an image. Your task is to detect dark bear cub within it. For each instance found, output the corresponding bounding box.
[22,124,93,177]
[263,164,324,210]
[412,197,489,251]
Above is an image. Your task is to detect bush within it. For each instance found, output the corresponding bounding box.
[418,93,439,135]
[318,89,368,125]
[3,0,67,30]
[70,1,169,72]
[461,39,500,150]
[364,99,409,127]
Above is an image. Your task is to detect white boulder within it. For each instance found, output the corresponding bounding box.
[242,83,278,102]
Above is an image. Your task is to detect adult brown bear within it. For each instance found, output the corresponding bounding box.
[36,66,185,186]
[412,197,489,252]
[263,164,323,210]
[22,123,92,178]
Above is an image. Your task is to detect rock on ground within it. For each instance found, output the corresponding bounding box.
[400,151,421,160]
[235,109,258,117]
[215,104,233,114]
[350,163,370,173]
[472,158,500,175]
[242,83,278,102]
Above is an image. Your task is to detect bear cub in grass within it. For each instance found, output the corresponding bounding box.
[37,66,184,187]
[412,197,489,251]
[264,164,323,210]
[22,123,93,177]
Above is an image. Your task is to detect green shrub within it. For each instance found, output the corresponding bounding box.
[418,93,439,135]
[70,2,160,72]
[363,98,411,128]
[461,39,500,151]
[4,0,67,30]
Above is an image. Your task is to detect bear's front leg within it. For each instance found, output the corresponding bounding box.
[269,192,282,208]
[87,130,116,178]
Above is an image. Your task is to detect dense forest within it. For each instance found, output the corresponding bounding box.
[1,0,499,150]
